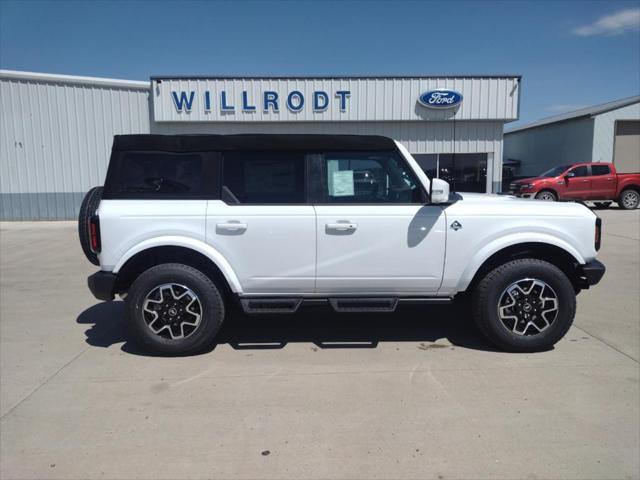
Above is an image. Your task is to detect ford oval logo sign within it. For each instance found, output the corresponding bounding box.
[419,89,463,109]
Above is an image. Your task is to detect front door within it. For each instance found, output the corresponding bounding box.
[313,151,446,294]
[206,151,315,294]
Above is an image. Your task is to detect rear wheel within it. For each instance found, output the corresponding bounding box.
[126,263,225,356]
[78,186,103,265]
[535,190,557,201]
[618,189,640,210]
[471,259,576,352]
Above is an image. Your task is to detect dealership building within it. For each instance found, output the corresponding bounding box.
[504,96,640,178]
[0,70,521,220]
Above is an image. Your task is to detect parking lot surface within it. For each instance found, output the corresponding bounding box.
[1,208,639,480]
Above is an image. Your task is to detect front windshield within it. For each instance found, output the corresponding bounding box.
[538,165,570,178]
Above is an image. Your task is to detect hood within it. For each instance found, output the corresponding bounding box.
[512,176,541,184]
[448,191,595,217]
[453,192,517,202]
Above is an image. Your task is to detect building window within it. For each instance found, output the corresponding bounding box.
[412,154,438,180]
[439,154,487,193]
[413,153,488,193]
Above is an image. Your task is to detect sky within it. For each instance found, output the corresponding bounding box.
[1,0,639,126]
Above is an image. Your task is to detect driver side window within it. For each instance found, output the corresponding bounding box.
[568,166,589,177]
[322,151,424,204]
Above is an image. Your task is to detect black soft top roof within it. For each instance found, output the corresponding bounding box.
[112,134,397,152]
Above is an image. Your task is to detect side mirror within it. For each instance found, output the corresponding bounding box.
[430,178,450,204]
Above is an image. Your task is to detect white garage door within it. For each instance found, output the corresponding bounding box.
[614,120,640,173]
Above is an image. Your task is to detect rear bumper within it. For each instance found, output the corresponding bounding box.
[88,271,116,301]
[578,259,606,288]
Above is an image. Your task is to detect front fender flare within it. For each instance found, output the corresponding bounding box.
[454,233,585,293]
[113,236,242,293]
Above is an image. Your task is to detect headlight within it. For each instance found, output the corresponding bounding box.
[520,184,534,189]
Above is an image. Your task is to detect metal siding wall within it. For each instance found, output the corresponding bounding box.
[1,77,150,220]
[153,77,520,122]
[1,73,513,220]
[150,120,503,152]
[592,102,640,163]
[503,118,595,177]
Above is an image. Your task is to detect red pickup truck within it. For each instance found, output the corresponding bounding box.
[509,162,640,209]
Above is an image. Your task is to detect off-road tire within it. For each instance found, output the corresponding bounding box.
[126,263,225,356]
[78,186,103,265]
[471,258,576,352]
[618,189,640,210]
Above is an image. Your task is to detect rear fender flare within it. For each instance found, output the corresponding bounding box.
[113,236,242,293]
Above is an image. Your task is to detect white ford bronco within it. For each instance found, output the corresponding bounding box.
[80,134,605,355]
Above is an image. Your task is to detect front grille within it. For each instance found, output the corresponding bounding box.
[509,183,523,194]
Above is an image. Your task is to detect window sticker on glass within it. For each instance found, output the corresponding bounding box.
[331,170,355,197]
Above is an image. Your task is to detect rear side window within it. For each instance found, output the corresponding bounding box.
[222,151,306,204]
[591,165,611,176]
[104,151,220,199]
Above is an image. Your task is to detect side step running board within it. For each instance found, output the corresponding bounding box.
[329,297,398,313]
[240,298,302,314]
[239,296,452,314]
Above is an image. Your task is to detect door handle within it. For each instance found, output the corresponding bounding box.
[326,222,358,231]
[216,222,248,233]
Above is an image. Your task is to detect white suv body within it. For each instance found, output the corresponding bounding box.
[81,134,604,355]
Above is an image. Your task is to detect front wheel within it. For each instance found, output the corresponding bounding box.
[618,189,640,210]
[535,190,557,201]
[471,259,576,352]
[126,263,225,356]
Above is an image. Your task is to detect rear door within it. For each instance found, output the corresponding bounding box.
[205,151,316,294]
[313,150,446,294]
[589,164,616,199]
[99,150,212,270]
[563,165,590,199]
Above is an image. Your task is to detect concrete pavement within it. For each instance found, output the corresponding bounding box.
[1,209,638,479]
